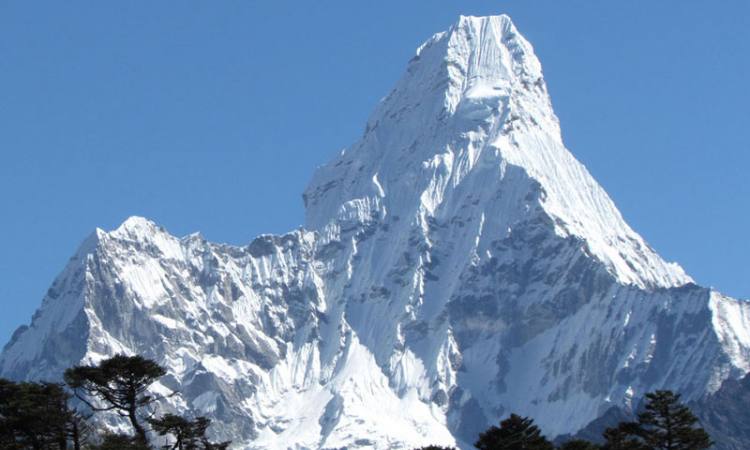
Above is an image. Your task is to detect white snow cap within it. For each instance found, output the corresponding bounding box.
[5,15,750,450]
[305,14,690,289]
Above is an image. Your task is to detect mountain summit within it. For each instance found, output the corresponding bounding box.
[2,15,749,449]
[305,15,690,290]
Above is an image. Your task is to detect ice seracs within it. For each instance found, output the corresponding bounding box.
[2,14,749,450]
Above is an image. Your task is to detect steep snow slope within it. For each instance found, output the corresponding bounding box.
[3,14,750,449]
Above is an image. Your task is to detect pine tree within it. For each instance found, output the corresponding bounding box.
[87,433,152,450]
[66,412,93,450]
[149,414,197,450]
[601,423,649,450]
[149,414,230,450]
[0,378,78,450]
[191,417,230,450]
[603,390,712,450]
[637,390,712,450]
[474,413,554,450]
[64,354,167,445]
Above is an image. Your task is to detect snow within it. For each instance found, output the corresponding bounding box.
[201,355,239,381]
[151,314,184,330]
[306,14,690,290]
[710,291,750,373]
[2,13,750,450]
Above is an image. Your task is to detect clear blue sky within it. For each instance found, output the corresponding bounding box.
[1,1,748,345]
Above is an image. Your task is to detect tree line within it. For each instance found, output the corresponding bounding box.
[1,354,713,450]
[416,390,712,450]
[0,354,228,450]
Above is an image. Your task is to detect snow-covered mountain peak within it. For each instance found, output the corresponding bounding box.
[102,215,186,260]
[303,15,541,231]
[112,215,161,238]
[304,14,688,289]
[440,14,542,112]
[4,14,750,450]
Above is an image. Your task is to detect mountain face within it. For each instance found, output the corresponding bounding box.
[694,373,750,450]
[3,14,749,449]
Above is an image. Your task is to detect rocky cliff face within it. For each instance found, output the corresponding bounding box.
[2,15,749,449]
[694,373,750,450]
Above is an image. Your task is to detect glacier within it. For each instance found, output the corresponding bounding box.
[2,14,750,449]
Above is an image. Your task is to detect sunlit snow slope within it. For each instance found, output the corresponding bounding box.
[3,15,750,450]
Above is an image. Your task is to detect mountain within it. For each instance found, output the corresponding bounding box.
[3,14,749,449]
[693,373,750,450]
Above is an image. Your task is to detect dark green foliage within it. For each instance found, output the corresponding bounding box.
[65,354,167,445]
[558,439,601,449]
[67,411,93,450]
[601,423,649,450]
[148,414,195,450]
[0,378,78,450]
[475,413,554,450]
[637,390,712,450]
[0,355,228,450]
[85,433,152,450]
[148,414,229,450]
[201,439,231,450]
[603,390,711,450]
[150,414,196,450]
[192,417,231,450]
